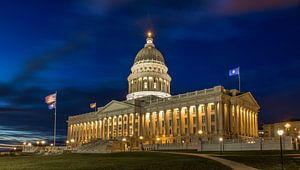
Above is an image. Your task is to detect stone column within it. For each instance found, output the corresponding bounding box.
[157,112,161,136]
[143,113,147,136]
[164,110,168,136]
[214,102,218,134]
[255,113,258,137]
[219,102,224,135]
[204,104,209,134]
[171,109,175,136]
[149,112,153,136]
[178,108,182,136]
[187,107,190,135]
[234,105,238,136]
[132,113,135,136]
[195,106,199,132]
[127,114,130,136]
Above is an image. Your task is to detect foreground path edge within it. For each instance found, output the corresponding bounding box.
[156,151,257,170]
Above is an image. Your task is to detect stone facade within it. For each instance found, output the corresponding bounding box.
[67,33,260,147]
[263,120,300,139]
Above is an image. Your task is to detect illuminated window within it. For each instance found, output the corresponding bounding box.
[144,82,148,89]
[211,125,215,132]
[211,104,215,111]
[211,115,215,122]
[202,116,206,123]
[154,82,157,89]
[201,106,205,113]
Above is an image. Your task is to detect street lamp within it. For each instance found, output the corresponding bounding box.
[198,130,203,151]
[28,143,32,147]
[41,140,46,145]
[277,129,284,170]
[259,131,264,151]
[36,141,40,145]
[50,143,53,147]
[219,137,223,155]
[139,136,144,151]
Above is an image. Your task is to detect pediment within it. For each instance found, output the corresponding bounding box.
[98,100,134,113]
[237,92,260,109]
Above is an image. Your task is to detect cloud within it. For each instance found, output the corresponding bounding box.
[13,31,93,84]
[213,0,300,15]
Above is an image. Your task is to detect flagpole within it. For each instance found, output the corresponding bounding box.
[238,67,241,92]
[54,91,57,147]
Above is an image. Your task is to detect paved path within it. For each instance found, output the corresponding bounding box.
[158,151,257,170]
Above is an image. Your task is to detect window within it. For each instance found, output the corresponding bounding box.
[144,82,148,89]
[177,119,180,125]
[193,127,196,134]
[201,106,205,113]
[169,120,172,126]
[202,116,206,123]
[154,82,157,89]
[193,117,196,124]
[185,128,188,134]
[211,115,215,122]
[185,118,187,124]
[192,107,196,114]
[162,121,164,127]
[211,104,215,111]
[211,125,215,132]
[202,126,206,131]
[169,129,172,134]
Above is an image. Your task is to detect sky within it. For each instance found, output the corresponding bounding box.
[0,0,300,145]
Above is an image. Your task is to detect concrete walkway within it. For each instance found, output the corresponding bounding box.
[159,151,257,170]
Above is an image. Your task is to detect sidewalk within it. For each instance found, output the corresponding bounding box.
[159,151,257,170]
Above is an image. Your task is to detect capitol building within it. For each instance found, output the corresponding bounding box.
[67,33,260,148]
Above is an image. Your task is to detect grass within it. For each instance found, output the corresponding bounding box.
[165,150,300,170]
[0,152,231,170]
[214,150,300,170]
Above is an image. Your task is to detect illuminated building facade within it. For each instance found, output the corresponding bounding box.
[67,33,260,146]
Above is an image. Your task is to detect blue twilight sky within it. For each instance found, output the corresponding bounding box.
[0,0,300,145]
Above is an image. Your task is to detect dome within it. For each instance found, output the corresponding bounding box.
[134,47,165,64]
[133,36,165,64]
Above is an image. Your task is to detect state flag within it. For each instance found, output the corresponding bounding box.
[229,67,239,76]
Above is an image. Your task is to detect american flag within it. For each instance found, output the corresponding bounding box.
[90,102,96,109]
[48,102,56,110]
[45,93,56,104]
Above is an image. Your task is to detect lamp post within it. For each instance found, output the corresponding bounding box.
[219,137,223,155]
[198,130,203,151]
[259,131,264,151]
[122,138,127,152]
[139,136,144,151]
[277,129,284,170]
[156,137,161,150]
[297,135,300,151]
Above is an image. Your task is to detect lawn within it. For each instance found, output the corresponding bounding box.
[0,152,231,170]
[165,150,300,170]
[214,150,300,170]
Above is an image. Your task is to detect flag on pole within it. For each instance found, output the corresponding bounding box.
[90,102,96,109]
[229,67,239,76]
[45,93,56,104]
[48,103,56,110]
